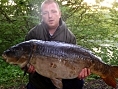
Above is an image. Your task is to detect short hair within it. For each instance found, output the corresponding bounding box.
[40,0,60,12]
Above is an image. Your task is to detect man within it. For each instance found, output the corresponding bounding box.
[25,0,90,89]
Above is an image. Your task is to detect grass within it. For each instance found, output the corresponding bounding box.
[0,57,28,88]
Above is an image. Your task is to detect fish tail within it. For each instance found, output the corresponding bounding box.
[102,65,118,88]
[111,66,118,78]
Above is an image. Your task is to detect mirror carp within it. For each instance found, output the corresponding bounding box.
[2,40,118,88]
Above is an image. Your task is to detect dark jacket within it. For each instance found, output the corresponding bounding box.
[25,19,83,89]
[25,19,76,44]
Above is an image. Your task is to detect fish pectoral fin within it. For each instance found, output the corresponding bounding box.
[51,78,63,89]
[102,76,116,88]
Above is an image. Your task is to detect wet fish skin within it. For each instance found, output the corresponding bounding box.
[2,39,118,88]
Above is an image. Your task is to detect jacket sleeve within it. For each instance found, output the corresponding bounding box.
[25,26,38,41]
[70,35,76,44]
[67,29,76,44]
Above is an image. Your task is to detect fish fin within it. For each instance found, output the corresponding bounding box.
[111,66,118,78]
[51,78,63,89]
[101,65,118,88]
[102,76,116,88]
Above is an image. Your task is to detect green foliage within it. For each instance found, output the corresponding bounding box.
[0,0,40,87]
[0,0,40,55]
[0,57,28,88]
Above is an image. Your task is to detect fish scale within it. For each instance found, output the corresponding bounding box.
[36,42,88,60]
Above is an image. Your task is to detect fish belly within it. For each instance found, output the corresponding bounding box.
[30,55,85,79]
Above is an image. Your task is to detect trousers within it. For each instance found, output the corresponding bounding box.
[26,79,84,89]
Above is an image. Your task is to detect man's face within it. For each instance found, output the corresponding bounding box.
[41,2,61,28]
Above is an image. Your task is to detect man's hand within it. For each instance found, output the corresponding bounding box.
[78,68,91,79]
[22,64,35,74]
[27,64,35,73]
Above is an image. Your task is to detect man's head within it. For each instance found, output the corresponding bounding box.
[40,0,61,29]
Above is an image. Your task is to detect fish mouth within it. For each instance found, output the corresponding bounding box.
[2,54,27,68]
[2,54,11,63]
[2,54,7,61]
[2,54,16,64]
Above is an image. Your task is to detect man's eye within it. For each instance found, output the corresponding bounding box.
[51,10,57,13]
[42,12,48,15]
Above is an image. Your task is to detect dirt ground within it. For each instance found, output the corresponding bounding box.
[83,79,117,89]
[0,79,118,89]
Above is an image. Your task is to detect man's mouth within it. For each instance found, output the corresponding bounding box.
[49,20,54,23]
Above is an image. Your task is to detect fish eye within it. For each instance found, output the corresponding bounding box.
[8,47,14,52]
[9,46,23,52]
[13,47,23,58]
[16,47,23,52]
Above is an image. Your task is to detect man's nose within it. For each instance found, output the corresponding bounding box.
[48,12,52,18]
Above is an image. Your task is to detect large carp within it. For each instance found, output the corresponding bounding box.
[2,40,118,88]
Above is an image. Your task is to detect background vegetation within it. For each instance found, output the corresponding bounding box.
[0,0,118,88]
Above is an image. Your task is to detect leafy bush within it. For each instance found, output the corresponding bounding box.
[0,57,28,88]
